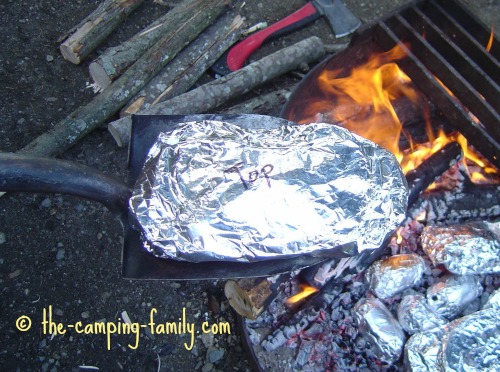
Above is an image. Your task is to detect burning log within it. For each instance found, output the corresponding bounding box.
[405,141,463,207]
[19,0,227,157]
[118,12,247,117]
[90,0,234,89]
[107,36,327,146]
[59,0,144,64]
[411,184,500,224]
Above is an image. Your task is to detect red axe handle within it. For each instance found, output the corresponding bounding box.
[226,3,320,71]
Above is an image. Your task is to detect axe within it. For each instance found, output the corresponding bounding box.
[214,0,361,74]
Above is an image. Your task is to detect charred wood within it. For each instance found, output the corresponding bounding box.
[59,0,144,64]
[398,116,453,151]
[406,141,463,207]
[407,183,500,225]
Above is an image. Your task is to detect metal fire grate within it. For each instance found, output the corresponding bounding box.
[367,0,499,168]
[282,0,499,169]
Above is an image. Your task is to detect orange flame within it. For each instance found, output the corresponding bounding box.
[486,25,494,52]
[285,284,318,305]
[300,44,499,184]
[395,227,403,245]
[432,77,498,182]
[310,44,418,163]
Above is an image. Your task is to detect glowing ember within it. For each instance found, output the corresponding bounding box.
[286,284,319,305]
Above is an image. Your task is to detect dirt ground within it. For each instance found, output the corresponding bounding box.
[0,0,498,371]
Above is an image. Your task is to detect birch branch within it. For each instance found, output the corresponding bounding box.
[59,0,145,64]
[108,36,326,146]
[89,0,218,88]
[20,0,228,157]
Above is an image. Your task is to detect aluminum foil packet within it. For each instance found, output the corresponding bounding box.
[421,220,500,275]
[129,119,408,262]
[365,254,426,300]
[405,308,500,371]
[353,297,406,364]
[426,274,483,320]
[483,288,500,309]
[397,293,448,335]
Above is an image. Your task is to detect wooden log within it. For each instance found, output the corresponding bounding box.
[413,184,500,224]
[108,36,327,147]
[405,141,463,207]
[120,12,246,116]
[20,0,228,157]
[90,0,224,89]
[221,88,292,115]
[59,0,145,64]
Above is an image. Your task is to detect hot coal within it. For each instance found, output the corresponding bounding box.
[244,273,404,371]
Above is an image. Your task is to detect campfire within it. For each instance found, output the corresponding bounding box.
[227,0,500,370]
[296,43,498,183]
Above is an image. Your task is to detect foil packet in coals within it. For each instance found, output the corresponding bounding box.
[354,297,406,363]
[129,120,408,262]
[366,254,426,300]
[421,220,500,275]
[405,308,500,371]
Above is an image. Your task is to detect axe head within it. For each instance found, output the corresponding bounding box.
[314,0,361,38]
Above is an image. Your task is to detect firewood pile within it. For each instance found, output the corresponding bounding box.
[18,0,349,158]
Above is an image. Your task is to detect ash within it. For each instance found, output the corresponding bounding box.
[243,165,500,371]
[245,274,403,371]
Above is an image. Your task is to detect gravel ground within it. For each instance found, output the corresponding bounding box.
[0,0,497,371]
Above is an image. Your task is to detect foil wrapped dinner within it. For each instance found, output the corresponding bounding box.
[129,119,408,262]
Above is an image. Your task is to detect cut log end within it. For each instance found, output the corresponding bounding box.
[89,61,113,90]
[59,42,82,65]
[108,117,132,148]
